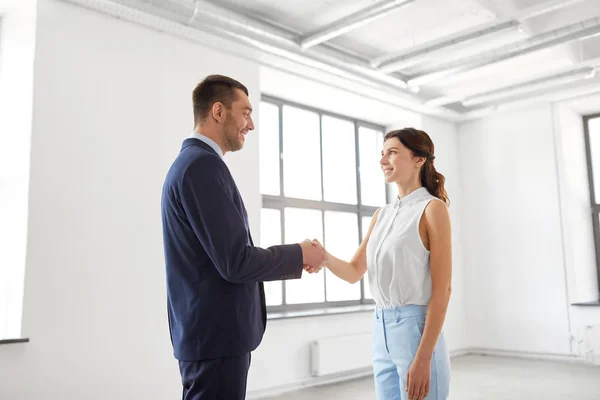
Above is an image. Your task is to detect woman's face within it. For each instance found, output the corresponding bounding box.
[380,137,424,184]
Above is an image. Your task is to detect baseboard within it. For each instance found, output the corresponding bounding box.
[461,347,584,364]
[449,348,471,358]
[247,348,471,399]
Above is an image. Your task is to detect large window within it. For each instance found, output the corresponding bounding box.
[259,96,388,311]
[584,114,600,290]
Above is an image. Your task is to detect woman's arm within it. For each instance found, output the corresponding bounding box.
[407,199,452,400]
[416,199,452,361]
[323,208,381,284]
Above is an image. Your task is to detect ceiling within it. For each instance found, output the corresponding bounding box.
[67,0,600,118]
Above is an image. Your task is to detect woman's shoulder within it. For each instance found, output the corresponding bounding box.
[422,197,450,225]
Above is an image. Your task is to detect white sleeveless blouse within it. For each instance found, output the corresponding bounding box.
[366,187,438,308]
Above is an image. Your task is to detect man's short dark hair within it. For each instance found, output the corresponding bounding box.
[193,75,249,125]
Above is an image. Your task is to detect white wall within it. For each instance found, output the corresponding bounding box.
[458,101,600,362]
[260,66,423,128]
[459,104,574,355]
[0,0,36,340]
[0,0,258,398]
[248,312,374,395]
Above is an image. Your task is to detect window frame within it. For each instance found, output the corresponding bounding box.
[260,95,389,313]
[583,113,600,295]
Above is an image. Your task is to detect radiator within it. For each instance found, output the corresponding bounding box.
[310,333,372,377]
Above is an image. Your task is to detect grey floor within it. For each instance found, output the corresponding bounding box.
[264,355,600,400]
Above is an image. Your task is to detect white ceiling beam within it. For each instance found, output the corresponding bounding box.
[374,0,588,73]
[460,82,600,121]
[408,16,600,87]
[462,67,597,107]
[299,0,416,50]
[374,21,521,72]
[517,0,588,20]
[426,66,597,107]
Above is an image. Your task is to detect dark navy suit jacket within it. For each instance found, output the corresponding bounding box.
[161,138,303,361]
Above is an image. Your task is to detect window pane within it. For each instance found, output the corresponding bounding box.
[259,102,280,196]
[361,216,373,299]
[324,211,361,301]
[284,208,324,304]
[260,208,283,306]
[322,116,357,204]
[359,127,386,207]
[283,106,322,200]
[588,118,600,202]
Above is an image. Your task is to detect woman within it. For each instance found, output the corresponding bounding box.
[321,127,452,400]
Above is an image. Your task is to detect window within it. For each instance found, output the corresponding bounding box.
[0,16,32,341]
[584,114,600,290]
[259,96,389,311]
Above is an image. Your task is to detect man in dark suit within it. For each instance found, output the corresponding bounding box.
[161,75,325,400]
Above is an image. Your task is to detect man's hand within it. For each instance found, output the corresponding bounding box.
[299,239,326,274]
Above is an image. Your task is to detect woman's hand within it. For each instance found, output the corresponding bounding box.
[407,356,431,400]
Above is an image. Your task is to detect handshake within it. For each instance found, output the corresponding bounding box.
[299,239,327,274]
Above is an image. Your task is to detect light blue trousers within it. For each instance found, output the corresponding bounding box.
[372,305,450,400]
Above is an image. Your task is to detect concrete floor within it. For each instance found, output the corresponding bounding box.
[264,355,600,400]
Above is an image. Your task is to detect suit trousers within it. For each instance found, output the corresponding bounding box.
[179,353,251,400]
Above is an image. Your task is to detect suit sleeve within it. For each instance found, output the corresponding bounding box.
[180,157,303,283]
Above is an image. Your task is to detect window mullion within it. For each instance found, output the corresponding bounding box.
[319,114,327,303]
[354,120,365,302]
[279,103,287,306]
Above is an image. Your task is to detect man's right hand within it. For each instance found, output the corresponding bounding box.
[299,240,326,273]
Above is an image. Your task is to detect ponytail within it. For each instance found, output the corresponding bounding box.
[420,156,449,206]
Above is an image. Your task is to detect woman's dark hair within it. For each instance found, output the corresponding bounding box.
[384,127,449,205]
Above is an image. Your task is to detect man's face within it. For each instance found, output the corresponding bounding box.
[222,89,254,153]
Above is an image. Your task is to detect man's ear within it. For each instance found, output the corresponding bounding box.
[211,102,225,123]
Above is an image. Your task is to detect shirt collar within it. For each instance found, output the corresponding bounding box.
[395,187,429,207]
[190,132,224,159]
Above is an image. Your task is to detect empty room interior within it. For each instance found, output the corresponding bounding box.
[3,0,600,399]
